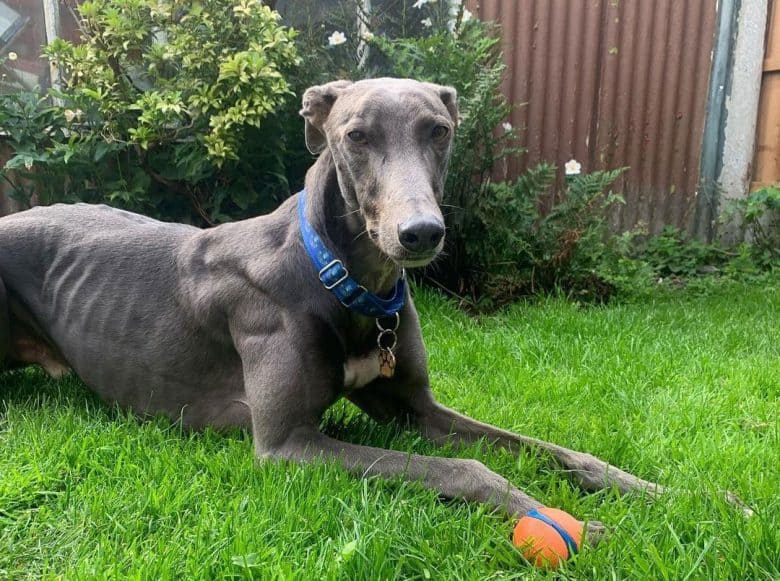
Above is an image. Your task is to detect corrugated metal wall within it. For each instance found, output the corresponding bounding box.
[468,0,718,234]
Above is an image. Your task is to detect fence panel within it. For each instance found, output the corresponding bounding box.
[469,0,718,234]
[752,0,780,190]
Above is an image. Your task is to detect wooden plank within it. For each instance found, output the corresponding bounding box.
[764,57,780,72]
[753,73,780,186]
[766,0,779,60]
[752,0,780,188]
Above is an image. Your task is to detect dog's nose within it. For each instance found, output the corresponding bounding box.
[398,217,445,253]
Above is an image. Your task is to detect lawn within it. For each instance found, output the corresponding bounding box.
[1,278,778,579]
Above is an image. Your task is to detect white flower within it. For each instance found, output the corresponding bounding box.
[502,122,513,133]
[7,51,17,61]
[63,109,83,123]
[24,159,33,170]
[445,2,472,34]
[360,31,375,42]
[564,159,582,176]
[328,31,347,46]
[421,18,432,28]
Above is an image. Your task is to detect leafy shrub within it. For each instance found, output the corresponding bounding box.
[463,167,627,306]
[0,91,70,207]
[624,188,779,288]
[608,213,778,295]
[720,186,780,269]
[1,0,302,224]
[642,226,726,278]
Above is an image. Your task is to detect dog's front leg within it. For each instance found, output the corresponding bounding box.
[415,398,755,516]
[273,425,545,519]
[235,328,543,520]
[341,390,608,543]
[343,352,656,497]
[415,397,664,496]
[345,321,661,498]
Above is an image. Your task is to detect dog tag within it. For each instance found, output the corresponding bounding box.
[376,314,399,380]
[378,348,396,378]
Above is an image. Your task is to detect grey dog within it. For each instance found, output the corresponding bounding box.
[1,78,674,544]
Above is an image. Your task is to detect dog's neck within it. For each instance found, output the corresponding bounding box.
[303,151,401,296]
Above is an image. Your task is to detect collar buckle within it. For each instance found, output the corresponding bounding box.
[299,190,406,318]
[318,259,350,290]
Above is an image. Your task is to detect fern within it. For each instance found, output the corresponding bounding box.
[456,165,627,305]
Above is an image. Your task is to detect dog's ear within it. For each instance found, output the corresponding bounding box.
[300,80,353,154]
[424,83,459,128]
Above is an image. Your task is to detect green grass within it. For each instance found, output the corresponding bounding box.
[2,278,778,579]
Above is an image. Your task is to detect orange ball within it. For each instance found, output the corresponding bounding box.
[512,507,584,569]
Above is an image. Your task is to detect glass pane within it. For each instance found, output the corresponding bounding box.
[0,0,49,91]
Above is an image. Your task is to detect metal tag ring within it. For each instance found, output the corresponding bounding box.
[376,312,400,332]
[377,329,398,351]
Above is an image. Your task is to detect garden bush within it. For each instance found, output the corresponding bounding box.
[1,0,304,224]
[642,226,727,278]
[720,185,780,269]
[465,167,628,306]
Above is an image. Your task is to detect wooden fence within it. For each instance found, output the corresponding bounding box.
[753,0,780,190]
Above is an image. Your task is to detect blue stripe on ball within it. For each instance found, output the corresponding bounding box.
[525,509,579,558]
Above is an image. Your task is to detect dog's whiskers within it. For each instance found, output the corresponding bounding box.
[337,208,362,219]
[352,229,369,243]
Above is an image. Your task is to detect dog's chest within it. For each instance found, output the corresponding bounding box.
[341,314,400,390]
[343,349,381,390]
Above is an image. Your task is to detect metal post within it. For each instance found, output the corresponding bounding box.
[717,0,769,244]
[357,0,372,70]
[41,0,60,93]
[697,0,742,241]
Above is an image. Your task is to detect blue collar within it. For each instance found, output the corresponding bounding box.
[297,190,406,318]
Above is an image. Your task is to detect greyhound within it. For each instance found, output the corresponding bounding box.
[1,78,675,544]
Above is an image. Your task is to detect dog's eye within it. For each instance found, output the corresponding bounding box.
[347,130,367,144]
[432,125,449,140]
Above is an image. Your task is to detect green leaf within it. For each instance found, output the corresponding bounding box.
[93,141,111,163]
[339,539,358,562]
[230,553,262,568]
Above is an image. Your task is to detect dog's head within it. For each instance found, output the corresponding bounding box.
[300,78,457,268]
